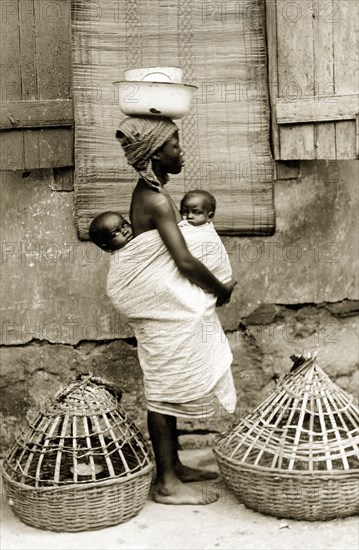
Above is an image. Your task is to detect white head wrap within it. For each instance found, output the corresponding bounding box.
[116,116,178,189]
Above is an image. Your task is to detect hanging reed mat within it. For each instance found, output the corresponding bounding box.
[2,374,153,532]
[214,354,359,521]
[71,0,275,239]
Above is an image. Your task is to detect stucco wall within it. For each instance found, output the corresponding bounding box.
[1,160,358,453]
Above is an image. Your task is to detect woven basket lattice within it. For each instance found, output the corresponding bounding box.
[214,354,359,521]
[2,374,153,532]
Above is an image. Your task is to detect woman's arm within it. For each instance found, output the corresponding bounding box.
[150,194,235,304]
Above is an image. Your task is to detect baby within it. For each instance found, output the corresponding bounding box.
[89,211,133,252]
[179,190,232,286]
[90,189,216,252]
[91,198,232,304]
[180,190,216,226]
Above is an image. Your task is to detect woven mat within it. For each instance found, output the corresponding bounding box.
[72,0,275,239]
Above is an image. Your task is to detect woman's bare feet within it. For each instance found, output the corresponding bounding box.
[154,478,219,505]
[175,462,219,482]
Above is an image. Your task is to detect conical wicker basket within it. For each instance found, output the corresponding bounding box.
[214,354,359,521]
[2,374,154,532]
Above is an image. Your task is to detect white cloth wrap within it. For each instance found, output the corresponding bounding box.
[106,221,233,404]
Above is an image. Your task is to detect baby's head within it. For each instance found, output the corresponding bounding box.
[89,211,133,252]
[180,190,216,226]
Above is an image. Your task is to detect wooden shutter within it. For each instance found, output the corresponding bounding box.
[266,0,359,159]
[0,0,73,170]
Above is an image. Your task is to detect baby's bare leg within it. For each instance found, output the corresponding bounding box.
[147,411,218,505]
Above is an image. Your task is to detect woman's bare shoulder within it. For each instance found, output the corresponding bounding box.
[137,187,173,213]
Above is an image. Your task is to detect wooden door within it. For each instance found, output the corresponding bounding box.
[266,0,359,159]
[0,0,73,170]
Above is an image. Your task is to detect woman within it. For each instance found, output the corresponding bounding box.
[111,116,236,504]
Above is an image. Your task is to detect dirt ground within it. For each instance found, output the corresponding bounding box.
[1,449,358,550]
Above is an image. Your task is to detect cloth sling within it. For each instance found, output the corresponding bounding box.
[106,221,236,417]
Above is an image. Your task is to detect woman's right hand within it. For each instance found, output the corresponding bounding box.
[216,279,237,307]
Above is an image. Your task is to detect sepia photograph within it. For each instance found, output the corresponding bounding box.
[1,1,358,548]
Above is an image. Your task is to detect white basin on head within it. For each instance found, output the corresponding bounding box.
[114,80,197,119]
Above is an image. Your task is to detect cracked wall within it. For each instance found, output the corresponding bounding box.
[0,160,358,453]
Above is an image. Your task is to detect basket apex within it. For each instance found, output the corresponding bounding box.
[52,372,123,406]
[289,351,318,374]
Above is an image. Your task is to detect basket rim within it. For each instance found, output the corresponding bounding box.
[1,462,153,492]
[213,448,359,479]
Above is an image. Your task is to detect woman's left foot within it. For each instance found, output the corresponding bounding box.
[175,462,219,482]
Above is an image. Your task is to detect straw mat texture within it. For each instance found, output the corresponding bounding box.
[72,0,275,239]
